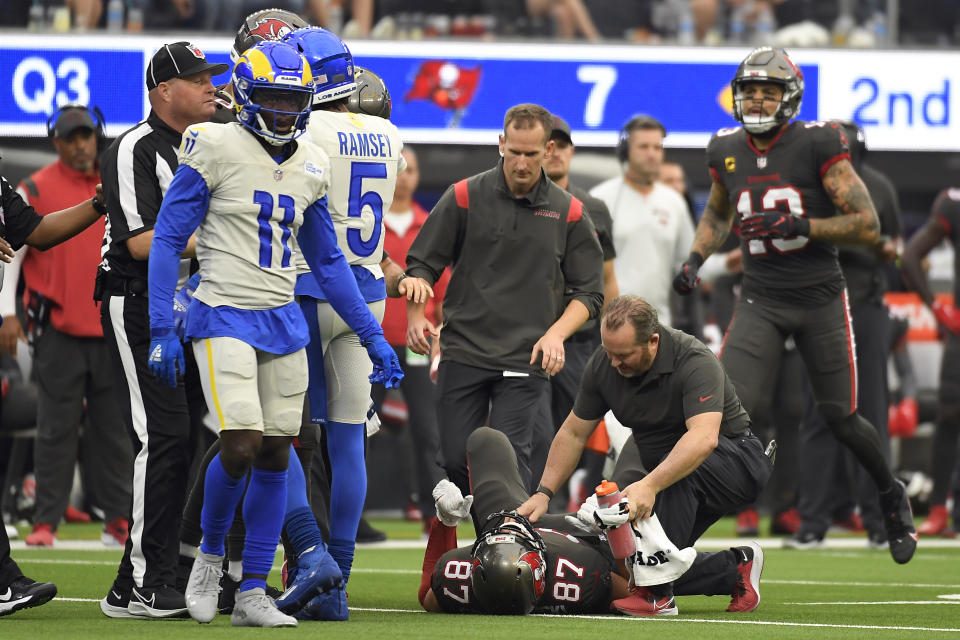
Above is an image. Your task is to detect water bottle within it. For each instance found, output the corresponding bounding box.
[126,0,143,32]
[753,3,776,45]
[27,0,45,31]
[675,0,695,45]
[871,11,888,48]
[595,481,636,559]
[106,0,124,31]
[728,6,746,44]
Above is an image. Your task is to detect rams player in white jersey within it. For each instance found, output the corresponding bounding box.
[146,40,402,627]
[280,26,431,618]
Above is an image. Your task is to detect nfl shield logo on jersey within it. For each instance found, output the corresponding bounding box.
[274,168,283,182]
[757,157,767,169]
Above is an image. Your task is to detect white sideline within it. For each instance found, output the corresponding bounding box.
[11,536,960,552]
[40,599,960,633]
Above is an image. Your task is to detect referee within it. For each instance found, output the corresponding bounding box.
[97,42,227,620]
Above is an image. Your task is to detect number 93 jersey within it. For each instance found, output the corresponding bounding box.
[431,529,614,614]
[300,110,406,279]
[706,120,850,306]
[178,122,330,310]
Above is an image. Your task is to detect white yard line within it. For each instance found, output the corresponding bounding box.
[12,536,960,552]
[45,598,960,632]
[786,601,960,605]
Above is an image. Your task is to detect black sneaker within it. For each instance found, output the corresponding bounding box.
[100,586,140,619]
[782,530,825,550]
[867,530,889,550]
[880,480,918,564]
[0,576,57,617]
[217,575,241,614]
[128,585,188,618]
[355,517,387,543]
[175,553,195,593]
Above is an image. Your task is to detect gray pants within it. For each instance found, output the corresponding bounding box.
[33,327,133,525]
[797,300,890,537]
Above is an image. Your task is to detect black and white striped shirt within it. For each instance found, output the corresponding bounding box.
[99,110,181,282]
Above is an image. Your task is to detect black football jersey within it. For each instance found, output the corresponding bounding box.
[0,175,42,250]
[431,527,614,614]
[706,121,850,305]
[931,188,960,303]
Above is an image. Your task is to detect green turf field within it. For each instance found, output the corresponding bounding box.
[3,517,958,638]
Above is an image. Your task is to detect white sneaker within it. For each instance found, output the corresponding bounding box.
[4,524,17,540]
[231,588,298,628]
[185,550,223,623]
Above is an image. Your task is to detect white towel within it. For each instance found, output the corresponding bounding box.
[626,514,697,586]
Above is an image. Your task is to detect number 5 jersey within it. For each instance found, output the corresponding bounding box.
[296,109,406,303]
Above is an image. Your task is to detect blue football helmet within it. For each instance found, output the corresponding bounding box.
[282,26,357,105]
[232,40,314,144]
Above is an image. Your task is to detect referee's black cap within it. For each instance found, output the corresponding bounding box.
[146,42,229,90]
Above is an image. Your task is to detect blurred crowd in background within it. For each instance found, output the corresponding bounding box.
[3,0,960,48]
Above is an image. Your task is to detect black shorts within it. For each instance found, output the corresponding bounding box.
[721,291,858,422]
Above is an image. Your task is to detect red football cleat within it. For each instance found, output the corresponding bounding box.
[736,508,759,537]
[918,504,950,536]
[25,523,56,547]
[727,542,764,612]
[101,518,129,547]
[64,505,91,523]
[770,508,800,535]
[613,586,678,616]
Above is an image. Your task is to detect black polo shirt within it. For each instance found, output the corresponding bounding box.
[0,175,43,250]
[573,326,751,470]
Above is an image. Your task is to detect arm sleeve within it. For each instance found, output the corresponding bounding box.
[298,197,382,342]
[147,164,210,329]
[0,176,43,250]
[679,351,727,419]
[561,212,604,319]
[405,186,462,284]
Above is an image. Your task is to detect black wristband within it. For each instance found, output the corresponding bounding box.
[398,272,409,284]
[91,194,107,217]
[535,485,555,500]
[688,251,704,268]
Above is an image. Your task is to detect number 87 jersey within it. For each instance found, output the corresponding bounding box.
[706,120,850,305]
[431,529,614,614]
[301,110,406,283]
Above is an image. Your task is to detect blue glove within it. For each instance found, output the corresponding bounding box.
[173,273,201,342]
[363,334,404,389]
[148,326,184,388]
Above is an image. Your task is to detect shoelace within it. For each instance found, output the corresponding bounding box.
[194,563,222,598]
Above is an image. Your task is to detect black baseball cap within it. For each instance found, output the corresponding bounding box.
[52,107,96,138]
[551,115,573,145]
[146,42,229,90]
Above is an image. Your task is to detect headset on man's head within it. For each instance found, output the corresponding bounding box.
[616,114,667,164]
[45,104,106,140]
